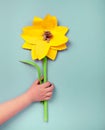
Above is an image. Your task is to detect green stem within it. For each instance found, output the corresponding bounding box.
[43,57,48,122]
[20,60,42,83]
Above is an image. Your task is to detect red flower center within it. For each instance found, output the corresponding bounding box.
[43,31,53,42]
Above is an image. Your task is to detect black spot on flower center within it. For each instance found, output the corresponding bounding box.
[43,31,53,42]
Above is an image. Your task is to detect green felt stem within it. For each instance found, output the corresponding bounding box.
[43,57,48,122]
[20,60,42,83]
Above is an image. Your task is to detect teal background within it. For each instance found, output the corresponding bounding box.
[0,0,105,129]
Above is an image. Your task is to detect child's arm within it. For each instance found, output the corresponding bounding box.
[0,79,54,125]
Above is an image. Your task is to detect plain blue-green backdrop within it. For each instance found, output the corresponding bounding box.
[0,0,105,129]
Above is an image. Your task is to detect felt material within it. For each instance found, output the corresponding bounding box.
[20,60,42,83]
[21,14,69,122]
[21,14,69,60]
[0,0,105,129]
[43,57,48,122]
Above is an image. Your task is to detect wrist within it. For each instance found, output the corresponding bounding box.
[24,92,33,105]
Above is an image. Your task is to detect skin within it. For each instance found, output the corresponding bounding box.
[0,79,54,125]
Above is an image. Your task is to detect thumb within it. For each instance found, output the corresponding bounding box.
[34,79,40,85]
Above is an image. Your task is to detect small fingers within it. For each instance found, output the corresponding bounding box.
[45,84,54,92]
[32,79,40,86]
[46,92,53,97]
[44,97,51,101]
[41,82,51,88]
[34,76,44,85]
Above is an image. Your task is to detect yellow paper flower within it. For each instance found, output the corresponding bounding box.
[21,14,69,60]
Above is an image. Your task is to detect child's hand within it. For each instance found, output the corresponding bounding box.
[0,79,54,125]
[26,79,54,103]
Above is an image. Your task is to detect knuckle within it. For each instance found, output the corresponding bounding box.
[47,82,51,86]
[45,97,50,100]
[50,92,53,95]
[50,86,54,91]
[52,84,54,89]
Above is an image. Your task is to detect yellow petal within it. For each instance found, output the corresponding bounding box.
[42,14,57,29]
[21,28,42,36]
[21,31,43,44]
[22,42,33,50]
[47,48,57,60]
[22,25,43,34]
[50,35,68,46]
[52,26,69,35]
[51,44,67,50]
[31,46,38,60]
[22,26,36,33]
[33,17,43,29]
[35,42,50,60]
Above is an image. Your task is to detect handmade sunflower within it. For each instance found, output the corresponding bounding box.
[21,14,68,60]
[21,14,69,122]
